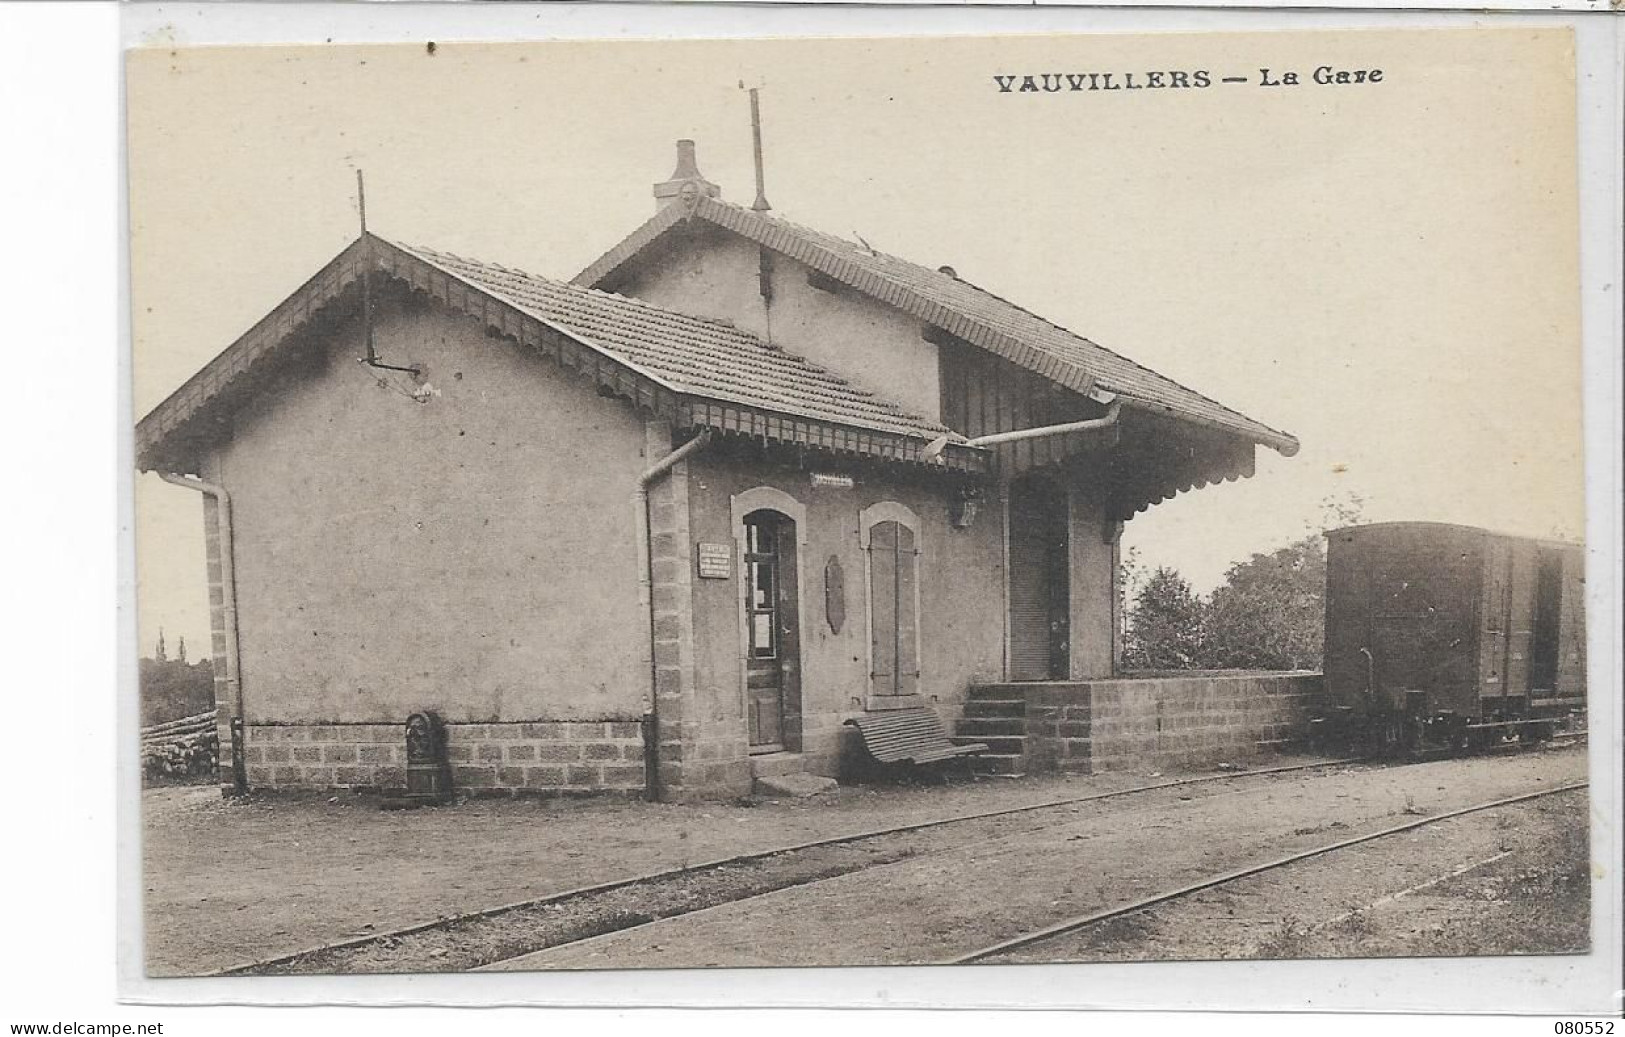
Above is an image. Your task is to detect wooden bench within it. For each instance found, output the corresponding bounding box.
[845,707,987,772]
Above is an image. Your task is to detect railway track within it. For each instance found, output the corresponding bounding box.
[224,755,1370,975]
[945,780,1589,965]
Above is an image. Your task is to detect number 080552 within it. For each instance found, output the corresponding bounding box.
[1554,1023,1614,1034]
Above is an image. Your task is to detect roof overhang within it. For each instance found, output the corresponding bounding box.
[136,235,990,477]
[574,198,1300,460]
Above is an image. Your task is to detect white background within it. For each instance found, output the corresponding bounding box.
[1,2,1619,1033]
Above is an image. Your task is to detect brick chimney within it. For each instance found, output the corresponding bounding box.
[653,139,721,212]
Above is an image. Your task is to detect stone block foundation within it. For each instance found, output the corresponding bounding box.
[241,721,647,795]
[975,672,1321,775]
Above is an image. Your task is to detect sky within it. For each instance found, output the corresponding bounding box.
[128,28,1583,659]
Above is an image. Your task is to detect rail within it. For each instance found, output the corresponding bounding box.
[944,780,1589,964]
[220,755,1369,975]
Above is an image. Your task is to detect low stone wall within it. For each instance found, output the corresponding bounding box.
[1011,672,1320,775]
[241,721,647,795]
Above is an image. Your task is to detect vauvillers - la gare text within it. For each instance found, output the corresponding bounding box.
[994,67,1385,93]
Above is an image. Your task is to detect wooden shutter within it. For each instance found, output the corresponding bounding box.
[868,520,920,700]
[896,524,919,697]
[869,521,897,700]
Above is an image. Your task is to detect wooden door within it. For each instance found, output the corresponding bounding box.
[744,511,798,752]
[1008,481,1070,681]
[1480,537,1513,707]
[1528,548,1563,693]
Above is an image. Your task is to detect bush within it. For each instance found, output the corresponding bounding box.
[1121,567,1210,670]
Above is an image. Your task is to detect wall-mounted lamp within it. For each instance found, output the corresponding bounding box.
[951,498,980,529]
[951,486,985,529]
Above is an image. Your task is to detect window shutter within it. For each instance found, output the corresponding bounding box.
[896,524,919,696]
[869,521,897,699]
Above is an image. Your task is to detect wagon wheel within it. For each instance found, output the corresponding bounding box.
[1517,720,1553,746]
[1465,725,1488,753]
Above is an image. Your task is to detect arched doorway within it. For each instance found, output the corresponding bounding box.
[742,509,802,752]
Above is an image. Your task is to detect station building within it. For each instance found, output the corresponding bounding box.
[136,142,1300,801]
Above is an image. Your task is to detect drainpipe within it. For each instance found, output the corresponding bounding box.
[919,396,1121,462]
[157,473,246,793]
[634,429,714,802]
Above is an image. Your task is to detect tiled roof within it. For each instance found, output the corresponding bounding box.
[395,242,956,442]
[136,235,984,473]
[576,196,1298,456]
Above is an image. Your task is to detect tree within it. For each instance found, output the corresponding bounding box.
[1121,567,1208,671]
[139,651,215,726]
[1203,537,1326,670]
[1203,490,1367,670]
[1118,491,1367,672]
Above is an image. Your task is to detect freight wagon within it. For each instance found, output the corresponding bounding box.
[1317,522,1586,752]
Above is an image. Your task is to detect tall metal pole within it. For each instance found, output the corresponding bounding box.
[750,88,771,212]
[356,168,368,233]
[357,169,378,365]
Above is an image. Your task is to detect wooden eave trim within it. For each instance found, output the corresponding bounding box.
[683,400,987,475]
[1108,434,1259,522]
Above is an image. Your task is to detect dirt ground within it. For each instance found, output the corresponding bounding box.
[242,763,1339,974]
[141,746,1589,976]
[988,786,1589,964]
[142,758,1289,975]
[487,746,1587,970]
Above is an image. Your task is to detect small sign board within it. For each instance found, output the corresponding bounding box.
[696,542,732,580]
[810,472,855,489]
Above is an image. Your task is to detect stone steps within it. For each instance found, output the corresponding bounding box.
[957,716,1025,737]
[964,699,1025,719]
[748,751,808,780]
[953,734,1025,755]
[969,683,1047,700]
[961,684,1030,776]
[749,751,839,797]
